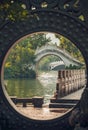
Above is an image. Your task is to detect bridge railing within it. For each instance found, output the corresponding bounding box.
[35,45,84,66]
[54,69,86,98]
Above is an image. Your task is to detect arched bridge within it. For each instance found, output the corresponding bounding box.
[35,45,84,67]
[49,61,65,70]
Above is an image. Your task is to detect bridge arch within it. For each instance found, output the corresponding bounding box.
[35,45,84,69]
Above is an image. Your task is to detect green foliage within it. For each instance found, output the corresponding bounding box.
[56,35,85,63]
[38,55,60,71]
[0,1,28,23]
[65,64,81,70]
[4,33,51,79]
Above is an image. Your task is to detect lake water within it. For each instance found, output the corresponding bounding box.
[5,71,58,103]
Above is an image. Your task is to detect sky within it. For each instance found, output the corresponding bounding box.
[46,33,60,46]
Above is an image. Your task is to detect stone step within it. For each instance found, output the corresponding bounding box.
[50,98,79,104]
[49,103,76,108]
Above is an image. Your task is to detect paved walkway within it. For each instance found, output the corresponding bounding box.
[17,104,69,120]
[62,87,84,100]
[17,88,85,120]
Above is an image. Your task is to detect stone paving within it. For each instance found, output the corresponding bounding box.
[62,87,84,100]
[17,88,84,120]
[17,104,69,120]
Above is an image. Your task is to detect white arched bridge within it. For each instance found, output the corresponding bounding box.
[34,45,84,69]
[49,61,65,70]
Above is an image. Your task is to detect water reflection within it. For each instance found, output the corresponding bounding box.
[5,71,57,103]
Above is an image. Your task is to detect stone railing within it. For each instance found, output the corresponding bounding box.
[54,69,86,98]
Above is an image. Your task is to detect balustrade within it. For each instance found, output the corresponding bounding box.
[54,69,86,98]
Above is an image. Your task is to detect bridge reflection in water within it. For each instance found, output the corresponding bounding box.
[11,69,86,120]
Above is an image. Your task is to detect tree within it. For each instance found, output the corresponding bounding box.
[0,0,28,29]
[56,34,84,63]
[4,33,51,79]
[38,55,60,71]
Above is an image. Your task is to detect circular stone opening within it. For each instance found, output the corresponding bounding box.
[2,32,86,120]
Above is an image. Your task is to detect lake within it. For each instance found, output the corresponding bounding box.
[4,71,58,103]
